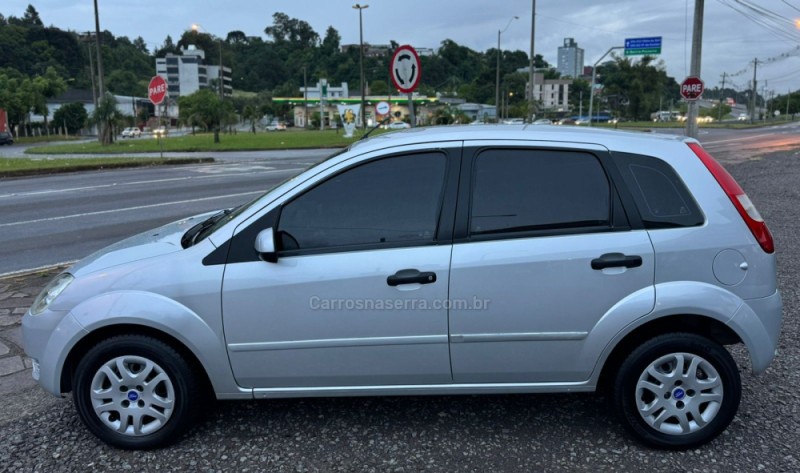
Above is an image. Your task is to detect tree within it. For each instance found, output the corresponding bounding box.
[53,102,88,134]
[93,94,123,145]
[22,5,43,27]
[226,30,248,45]
[569,78,591,115]
[265,12,319,49]
[155,35,178,56]
[178,89,232,143]
[242,104,259,133]
[133,36,148,54]
[33,66,67,131]
[321,26,340,53]
[597,56,678,120]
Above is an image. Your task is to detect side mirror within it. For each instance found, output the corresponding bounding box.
[255,227,278,263]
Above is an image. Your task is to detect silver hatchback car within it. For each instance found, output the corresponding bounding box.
[23,125,782,450]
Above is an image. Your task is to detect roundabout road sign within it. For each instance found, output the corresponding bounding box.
[391,45,422,94]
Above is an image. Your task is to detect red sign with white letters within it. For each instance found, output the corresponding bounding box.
[680,76,704,101]
[148,76,168,105]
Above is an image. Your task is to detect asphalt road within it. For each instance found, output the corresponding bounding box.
[0,153,332,274]
[1,122,800,275]
[1,143,798,472]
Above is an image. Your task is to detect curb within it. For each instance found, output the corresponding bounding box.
[0,157,215,178]
[0,262,74,280]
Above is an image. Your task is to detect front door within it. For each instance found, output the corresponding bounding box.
[222,149,459,389]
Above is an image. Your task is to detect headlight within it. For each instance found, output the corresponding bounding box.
[30,273,74,316]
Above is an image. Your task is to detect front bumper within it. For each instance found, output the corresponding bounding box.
[727,290,783,374]
[22,309,88,397]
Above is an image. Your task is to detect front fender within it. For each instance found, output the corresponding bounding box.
[66,291,251,399]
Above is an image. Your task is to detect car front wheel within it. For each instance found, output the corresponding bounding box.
[73,334,202,449]
[613,333,741,449]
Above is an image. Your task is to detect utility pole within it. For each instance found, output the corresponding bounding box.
[718,72,726,122]
[496,16,518,123]
[92,0,105,98]
[353,4,368,129]
[303,67,308,128]
[750,59,758,123]
[787,88,791,120]
[579,90,583,118]
[528,0,536,122]
[686,0,704,139]
[83,33,98,111]
[218,39,224,100]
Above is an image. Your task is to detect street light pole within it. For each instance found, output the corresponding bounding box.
[495,16,518,123]
[587,46,623,127]
[353,4,369,129]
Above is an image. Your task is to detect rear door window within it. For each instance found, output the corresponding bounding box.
[470,149,613,236]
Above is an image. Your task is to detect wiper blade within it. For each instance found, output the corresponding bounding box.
[181,208,233,248]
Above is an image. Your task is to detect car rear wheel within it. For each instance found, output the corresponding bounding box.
[73,335,202,449]
[613,333,741,449]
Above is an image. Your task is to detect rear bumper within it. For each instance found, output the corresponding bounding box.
[727,290,783,374]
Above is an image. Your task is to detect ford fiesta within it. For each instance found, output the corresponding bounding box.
[23,125,782,450]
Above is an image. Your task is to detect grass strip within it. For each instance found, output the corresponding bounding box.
[24,129,381,155]
[0,157,214,178]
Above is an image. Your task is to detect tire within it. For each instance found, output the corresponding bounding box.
[612,333,741,449]
[72,334,202,449]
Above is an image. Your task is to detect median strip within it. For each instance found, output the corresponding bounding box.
[0,157,215,178]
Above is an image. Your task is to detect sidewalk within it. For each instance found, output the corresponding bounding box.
[0,267,63,390]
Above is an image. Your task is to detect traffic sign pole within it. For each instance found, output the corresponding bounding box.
[390,45,422,128]
[686,0,704,138]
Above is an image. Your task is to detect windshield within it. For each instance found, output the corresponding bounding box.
[185,147,352,246]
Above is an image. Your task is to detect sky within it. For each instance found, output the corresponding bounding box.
[5,0,800,97]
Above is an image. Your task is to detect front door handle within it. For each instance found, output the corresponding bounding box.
[591,253,643,270]
[387,269,437,286]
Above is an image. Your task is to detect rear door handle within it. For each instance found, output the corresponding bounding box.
[591,253,643,270]
[387,269,437,286]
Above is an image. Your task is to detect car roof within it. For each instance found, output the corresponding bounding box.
[351,124,690,155]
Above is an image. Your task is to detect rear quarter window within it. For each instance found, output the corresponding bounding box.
[612,152,704,229]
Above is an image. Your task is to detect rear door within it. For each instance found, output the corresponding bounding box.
[448,143,655,383]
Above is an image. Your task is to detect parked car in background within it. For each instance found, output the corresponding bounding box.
[153,126,168,137]
[385,121,410,129]
[556,118,576,125]
[266,120,287,131]
[23,125,781,450]
[737,113,748,121]
[532,119,552,125]
[0,131,13,145]
[502,118,525,125]
[121,127,141,138]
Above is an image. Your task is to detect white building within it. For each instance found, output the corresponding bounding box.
[527,73,571,111]
[155,45,232,102]
[300,81,349,100]
[557,38,584,78]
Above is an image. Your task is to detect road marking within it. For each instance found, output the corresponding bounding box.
[0,191,263,228]
[0,167,305,199]
[701,133,773,146]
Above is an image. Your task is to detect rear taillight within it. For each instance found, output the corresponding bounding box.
[688,142,774,253]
